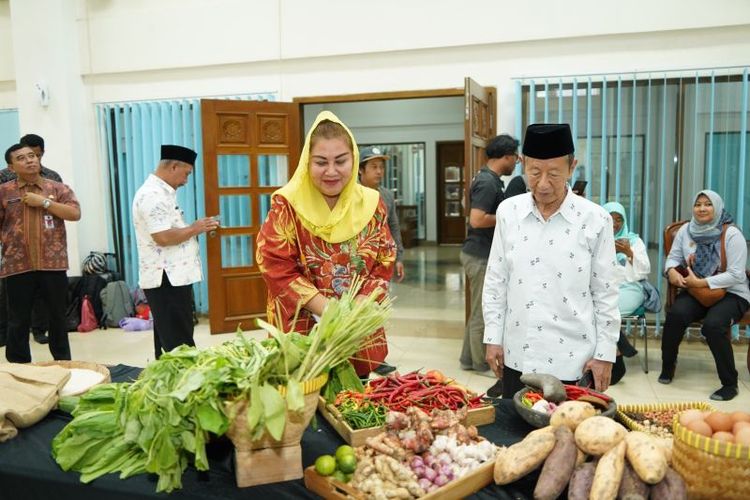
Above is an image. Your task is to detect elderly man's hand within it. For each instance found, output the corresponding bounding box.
[485,344,504,378]
[583,358,613,392]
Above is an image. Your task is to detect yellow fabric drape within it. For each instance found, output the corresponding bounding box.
[274,111,379,243]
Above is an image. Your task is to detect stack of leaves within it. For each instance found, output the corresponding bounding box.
[52,280,391,493]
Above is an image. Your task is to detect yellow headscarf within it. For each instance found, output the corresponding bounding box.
[274,111,380,243]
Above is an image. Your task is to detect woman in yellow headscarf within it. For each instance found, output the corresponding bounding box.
[256,111,397,376]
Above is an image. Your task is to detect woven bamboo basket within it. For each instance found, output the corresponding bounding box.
[225,373,329,487]
[671,415,750,499]
[32,360,110,396]
[617,401,714,433]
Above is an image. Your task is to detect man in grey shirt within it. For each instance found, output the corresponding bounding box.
[358,146,405,282]
[358,146,404,376]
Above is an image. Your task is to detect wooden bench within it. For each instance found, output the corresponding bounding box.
[664,220,750,375]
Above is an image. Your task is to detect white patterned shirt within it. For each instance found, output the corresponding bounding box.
[132,174,203,289]
[482,188,620,380]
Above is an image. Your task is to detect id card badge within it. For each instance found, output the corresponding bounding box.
[43,214,55,229]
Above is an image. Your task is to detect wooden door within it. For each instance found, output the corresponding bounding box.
[201,99,301,333]
[463,78,497,321]
[436,141,465,244]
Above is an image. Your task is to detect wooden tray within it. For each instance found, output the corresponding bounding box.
[304,459,495,499]
[317,396,495,447]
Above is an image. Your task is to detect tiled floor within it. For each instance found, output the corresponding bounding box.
[4,245,749,411]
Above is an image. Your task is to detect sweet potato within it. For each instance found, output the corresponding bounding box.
[624,431,667,484]
[494,426,556,485]
[567,462,595,500]
[550,401,597,431]
[590,440,626,500]
[650,468,687,500]
[534,426,578,500]
[617,461,650,500]
[574,416,627,455]
[520,373,567,403]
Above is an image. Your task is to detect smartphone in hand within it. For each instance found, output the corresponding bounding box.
[572,180,588,196]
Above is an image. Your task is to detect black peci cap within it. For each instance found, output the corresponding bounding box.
[161,145,197,166]
[522,124,575,160]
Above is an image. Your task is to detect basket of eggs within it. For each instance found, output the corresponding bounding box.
[671,409,750,500]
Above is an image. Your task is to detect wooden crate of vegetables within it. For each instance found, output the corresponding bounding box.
[318,370,494,447]
[305,406,497,499]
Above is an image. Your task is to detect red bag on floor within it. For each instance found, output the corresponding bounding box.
[77,295,98,332]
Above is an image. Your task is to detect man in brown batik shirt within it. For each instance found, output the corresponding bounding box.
[0,144,81,363]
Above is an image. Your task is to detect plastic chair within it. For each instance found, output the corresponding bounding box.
[622,305,648,373]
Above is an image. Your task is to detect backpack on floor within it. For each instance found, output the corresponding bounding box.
[100,281,135,328]
[68,274,108,327]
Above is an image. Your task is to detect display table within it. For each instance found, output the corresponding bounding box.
[0,366,536,499]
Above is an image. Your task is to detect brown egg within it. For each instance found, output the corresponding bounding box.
[679,409,705,427]
[733,421,750,434]
[705,412,734,433]
[735,427,750,446]
[730,411,750,424]
[712,431,735,443]
[686,418,713,437]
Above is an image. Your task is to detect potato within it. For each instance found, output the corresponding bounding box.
[617,461,650,500]
[575,416,627,455]
[520,373,567,403]
[590,440,626,500]
[650,467,687,500]
[575,447,587,467]
[655,437,673,465]
[550,401,597,431]
[567,462,596,500]
[624,431,667,484]
[494,426,556,485]
[534,426,578,500]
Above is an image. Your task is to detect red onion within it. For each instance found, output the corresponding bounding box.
[433,473,450,487]
[412,466,425,478]
[423,467,437,481]
[418,478,432,490]
[410,456,424,469]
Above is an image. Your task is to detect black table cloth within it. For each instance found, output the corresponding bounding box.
[0,365,536,499]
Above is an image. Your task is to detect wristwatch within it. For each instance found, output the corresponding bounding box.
[42,199,52,210]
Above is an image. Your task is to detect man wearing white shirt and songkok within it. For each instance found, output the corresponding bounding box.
[132,145,220,359]
[482,124,620,397]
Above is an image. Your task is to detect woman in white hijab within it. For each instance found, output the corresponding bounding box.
[661,190,750,401]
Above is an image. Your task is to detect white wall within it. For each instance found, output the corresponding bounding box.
[304,98,465,241]
[0,0,749,254]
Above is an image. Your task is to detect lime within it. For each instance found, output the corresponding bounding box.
[332,470,348,483]
[314,455,336,476]
[337,453,357,474]
[334,444,355,462]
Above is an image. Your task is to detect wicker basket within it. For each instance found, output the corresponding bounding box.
[671,416,750,499]
[32,360,111,396]
[225,373,328,487]
[617,401,714,434]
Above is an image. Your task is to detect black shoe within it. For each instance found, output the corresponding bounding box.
[486,379,504,398]
[373,363,397,376]
[657,365,674,384]
[710,385,739,401]
[33,332,49,345]
[617,332,638,358]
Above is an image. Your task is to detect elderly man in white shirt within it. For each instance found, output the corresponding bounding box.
[132,145,219,359]
[482,124,620,397]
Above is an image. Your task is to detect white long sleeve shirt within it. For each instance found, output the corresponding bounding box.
[482,189,620,380]
[612,237,650,287]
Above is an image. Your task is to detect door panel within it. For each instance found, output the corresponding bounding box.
[202,99,301,333]
[437,141,465,244]
[463,78,497,322]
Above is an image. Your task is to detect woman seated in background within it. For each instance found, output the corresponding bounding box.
[603,202,651,384]
[256,111,396,378]
[661,190,749,401]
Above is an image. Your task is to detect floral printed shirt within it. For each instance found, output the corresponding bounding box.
[256,195,396,334]
[132,174,202,289]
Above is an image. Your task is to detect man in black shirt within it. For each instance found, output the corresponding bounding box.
[459,134,519,387]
